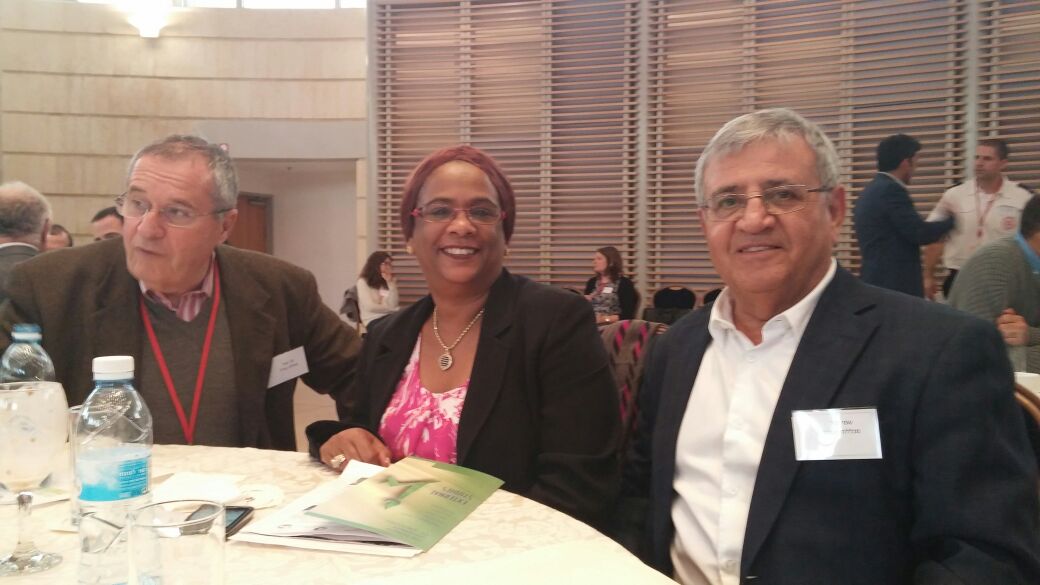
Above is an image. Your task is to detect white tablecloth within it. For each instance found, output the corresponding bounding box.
[1,444,670,584]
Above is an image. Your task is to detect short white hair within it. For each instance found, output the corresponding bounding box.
[0,181,52,239]
[694,108,842,205]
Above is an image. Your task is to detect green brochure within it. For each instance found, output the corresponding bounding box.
[305,456,503,552]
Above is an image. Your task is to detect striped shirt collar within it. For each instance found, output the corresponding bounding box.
[139,254,217,322]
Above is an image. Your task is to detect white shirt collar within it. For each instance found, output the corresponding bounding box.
[0,242,39,252]
[709,258,837,343]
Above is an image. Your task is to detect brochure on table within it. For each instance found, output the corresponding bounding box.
[232,457,501,557]
[307,456,503,552]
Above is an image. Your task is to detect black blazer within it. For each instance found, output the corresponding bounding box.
[584,275,637,319]
[853,172,953,297]
[623,268,1040,584]
[310,269,621,526]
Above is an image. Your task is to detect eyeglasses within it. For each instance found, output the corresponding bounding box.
[115,194,232,228]
[701,184,829,222]
[410,203,505,225]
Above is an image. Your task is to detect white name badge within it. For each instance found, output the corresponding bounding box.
[268,346,310,388]
[791,408,883,461]
[601,286,614,294]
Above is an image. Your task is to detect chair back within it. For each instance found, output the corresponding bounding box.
[1015,384,1040,472]
[642,307,692,325]
[652,286,696,309]
[600,319,668,451]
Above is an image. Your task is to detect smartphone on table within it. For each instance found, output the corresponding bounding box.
[224,505,254,538]
[186,504,254,539]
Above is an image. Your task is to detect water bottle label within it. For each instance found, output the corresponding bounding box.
[78,451,150,502]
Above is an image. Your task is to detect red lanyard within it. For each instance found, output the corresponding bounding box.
[975,185,997,240]
[138,263,222,445]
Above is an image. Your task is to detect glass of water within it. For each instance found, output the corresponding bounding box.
[132,500,225,585]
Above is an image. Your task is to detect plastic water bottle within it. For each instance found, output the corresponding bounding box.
[0,323,56,381]
[76,356,152,585]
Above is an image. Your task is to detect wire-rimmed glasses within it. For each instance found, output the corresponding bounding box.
[114,194,232,229]
[702,184,829,222]
[410,203,505,225]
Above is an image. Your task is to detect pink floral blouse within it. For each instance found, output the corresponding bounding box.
[378,336,469,464]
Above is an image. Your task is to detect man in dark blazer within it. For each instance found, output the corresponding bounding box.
[0,181,51,303]
[0,136,361,451]
[853,133,954,297]
[623,109,1040,584]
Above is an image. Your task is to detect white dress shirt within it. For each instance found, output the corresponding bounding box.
[670,259,837,585]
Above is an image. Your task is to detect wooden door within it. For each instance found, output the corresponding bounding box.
[227,193,271,253]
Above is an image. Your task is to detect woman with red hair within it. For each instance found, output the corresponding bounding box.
[308,145,620,526]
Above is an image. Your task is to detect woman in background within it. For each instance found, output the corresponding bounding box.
[356,250,399,326]
[584,246,636,324]
[309,145,620,526]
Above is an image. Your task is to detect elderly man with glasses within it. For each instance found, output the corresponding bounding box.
[622,109,1040,584]
[0,135,361,451]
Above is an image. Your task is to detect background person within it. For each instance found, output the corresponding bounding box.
[0,181,51,303]
[948,195,1040,373]
[853,133,954,297]
[45,223,73,249]
[356,250,399,326]
[623,108,1040,584]
[584,245,637,324]
[924,139,1033,299]
[308,145,620,526]
[91,205,124,241]
[0,135,361,451]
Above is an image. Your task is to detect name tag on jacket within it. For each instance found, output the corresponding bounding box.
[268,346,309,388]
[791,408,883,461]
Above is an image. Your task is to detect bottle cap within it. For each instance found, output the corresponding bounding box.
[11,323,42,342]
[92,355,135,380]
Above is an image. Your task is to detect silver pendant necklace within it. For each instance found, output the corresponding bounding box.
[432,306,485,371]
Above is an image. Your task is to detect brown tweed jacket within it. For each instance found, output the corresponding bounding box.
[0,238,361,451]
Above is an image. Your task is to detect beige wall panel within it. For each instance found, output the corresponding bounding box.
[49,194,123,236]
[2,113,197,156]
[2,1,365,40]
[3,73,365,120]
[2,0,137,36]
[2,33,366,80]
[3,154,128,196]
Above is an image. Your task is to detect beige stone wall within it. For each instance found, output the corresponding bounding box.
[0,0,366,243]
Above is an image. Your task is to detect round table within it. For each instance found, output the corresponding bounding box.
[2,444,670,584]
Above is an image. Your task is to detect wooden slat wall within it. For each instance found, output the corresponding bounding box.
[374,0,640,302]
[979,0,1040,191]
[646,0,966,293]
[373,0,1036,302]
[0,0,366,243]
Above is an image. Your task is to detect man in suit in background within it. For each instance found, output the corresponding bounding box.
[623,108,1040,584]
[0,181,51,303]
[853,133,954,296]
[0,135,361,451]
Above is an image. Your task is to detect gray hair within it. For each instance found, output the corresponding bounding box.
[0,181,52,240]
[694,108,842,205]
[127,135,238,211]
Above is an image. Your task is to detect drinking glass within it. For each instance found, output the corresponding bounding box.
[0,381,68,576]
[132,500,225,585]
